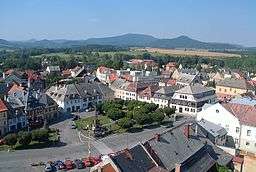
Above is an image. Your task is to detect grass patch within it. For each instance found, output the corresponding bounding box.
[75,115,112,130]
[0,145,10,151]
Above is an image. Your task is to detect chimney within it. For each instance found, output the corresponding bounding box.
[2,72,6,79]
[184,124,190,138]
[155,133,160,141]
[27,77,31,88]
[175,163,181,172]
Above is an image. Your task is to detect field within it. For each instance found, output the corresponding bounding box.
[135,48,241,58]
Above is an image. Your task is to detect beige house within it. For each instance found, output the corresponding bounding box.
[216,79,254,98]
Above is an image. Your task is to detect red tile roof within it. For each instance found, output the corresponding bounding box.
[0,99,7,112]
[138,85,159,98]
[223,103,256,127]
[8,83,25,94]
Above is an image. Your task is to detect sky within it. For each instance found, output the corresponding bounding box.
[0,0,255,46]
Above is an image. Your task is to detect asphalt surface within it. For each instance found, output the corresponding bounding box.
[0,114,193,172]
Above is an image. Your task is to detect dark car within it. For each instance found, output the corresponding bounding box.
[53,160,65,170]
[74,159,84,169]
[72,115,80,121]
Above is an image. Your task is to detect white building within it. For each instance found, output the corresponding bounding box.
[47,82,113,112]
[169,84,217,115]
[96,66,116,84]
[197,102,256,154]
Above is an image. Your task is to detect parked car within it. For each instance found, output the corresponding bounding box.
[64,160,74,170]
[0,139,5,145]
[74,159,84,169]
[44,163,53,172]
[72,115,80,121]
[53,160,65,170]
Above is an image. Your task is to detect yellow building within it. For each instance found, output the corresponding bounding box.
[216,79,254,97]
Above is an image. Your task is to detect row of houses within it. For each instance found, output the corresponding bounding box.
[0,83,59,137]
[111,78,217,115]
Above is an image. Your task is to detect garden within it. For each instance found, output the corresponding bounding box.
[0,128,60,151]
[75,99,176,135]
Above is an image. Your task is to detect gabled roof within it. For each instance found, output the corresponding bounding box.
[111,144,156,172]
[176,84,214,95]
[197,119,227,137]
[0,99,7,112]
[222,103,256,127]
[153,86,176,100]
[143,123,232,171]
[217,79,254,90]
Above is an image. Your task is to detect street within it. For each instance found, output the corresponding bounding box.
[0,114,193,172]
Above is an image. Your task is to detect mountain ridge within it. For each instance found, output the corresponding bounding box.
[0,33,247,50]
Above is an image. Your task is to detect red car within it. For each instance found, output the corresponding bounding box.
[0,139,5,145]
[64,160,74,170]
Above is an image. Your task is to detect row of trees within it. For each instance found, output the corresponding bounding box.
[3,129,49,147]
[97,100,175,129]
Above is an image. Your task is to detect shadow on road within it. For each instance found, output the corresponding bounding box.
[15,141,67,150]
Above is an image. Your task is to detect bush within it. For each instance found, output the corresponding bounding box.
[18,131,32,146]
[106,108,125,121]
[150,112,165,124]
[4,133,17,147]
[118,118,134,129]
[32,129,49,142]
[133,111,152,125]
[163,107,175,117]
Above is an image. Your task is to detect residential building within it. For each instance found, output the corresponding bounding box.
[137,84,159,103]
[46,65,60,74]
[91,122,234,172]
[169,84,217,115]
[152,86,176,108]
[96,66,117,84]
[125,59,158,71]
[0,99,8,137]
[47,81,114,112]
[216,78,255,98]
[197,102,256,155]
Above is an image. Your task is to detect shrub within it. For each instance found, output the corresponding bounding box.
[150,112,165,124]
[118,118,134,129]
[32,129,49,142]
[4,133,17,147]
[106,108,125,121]
[18,131,32,146]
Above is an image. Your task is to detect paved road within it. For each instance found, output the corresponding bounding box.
[0,114,193,172]
[0,116,98,172]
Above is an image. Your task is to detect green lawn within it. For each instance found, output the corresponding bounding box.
[75,115,112,130]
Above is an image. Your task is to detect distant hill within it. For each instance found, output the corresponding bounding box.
[0,33,248,50]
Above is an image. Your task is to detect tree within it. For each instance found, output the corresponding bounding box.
[163,107,175,117]
[150,112,165,124]
[106,108,124,121]
[118,118,134,129]
[133,111,152,125]
[32,129,49,142]
[4,133,17,147]
[18,131,32,146]
[144,103,158,113]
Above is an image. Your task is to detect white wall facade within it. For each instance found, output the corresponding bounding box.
[197,103,256,154]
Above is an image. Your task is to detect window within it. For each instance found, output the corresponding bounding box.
[191,109,195,112]
[247,130,251,136]
[216,109,219,113]
[235,139,239,144]
[219,88,221,92]
[236,127,240,133]
[224,89,227,92]
[185,108,189,111]
[184,96,187,99]
[246,142,250,146]
[225,125,229,131]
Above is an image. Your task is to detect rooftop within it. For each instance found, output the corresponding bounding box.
[176,83,214,95]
